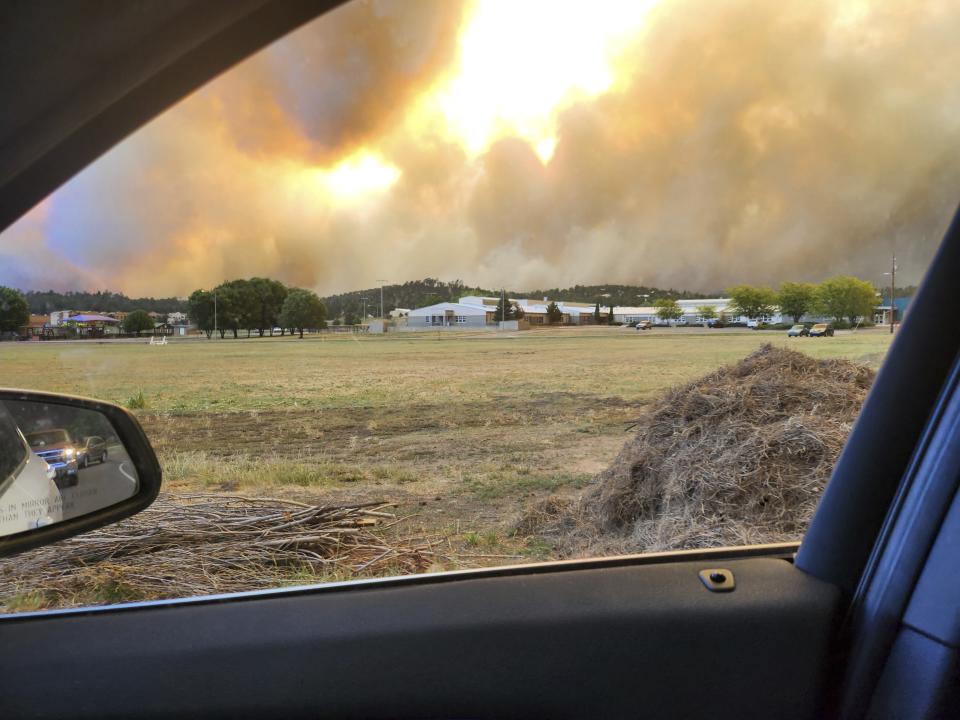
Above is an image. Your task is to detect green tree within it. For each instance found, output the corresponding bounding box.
[816,276,878,324]
[696,305,717,325]
[211,283,238,338]
[777,282,817,323]
[232,279,260,337]
[187,289,215,339]
[279,288,327,338]
[545,301,563,324]
[249,277,288,336]
[593,302,601,324]
[654,298,682,323]
[214,279,258,338]
[493,294,516,322]
[0,286,30,333]
[343,310,359,326]
[122,309,154,336]
[727,284,777,320]
[421,293,444,308]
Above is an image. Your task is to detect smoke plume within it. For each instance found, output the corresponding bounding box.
[1,0,958,296]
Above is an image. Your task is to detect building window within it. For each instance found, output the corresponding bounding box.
[456,316,466,323]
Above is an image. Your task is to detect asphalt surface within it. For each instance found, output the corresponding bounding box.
[59,447,138,520]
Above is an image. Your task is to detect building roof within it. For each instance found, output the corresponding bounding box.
[408,302,489,316]
[676,298,731,308]
[67,313,120,323]
[613,306,658,315]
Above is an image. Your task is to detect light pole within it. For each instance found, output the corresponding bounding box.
[884,249,898,334]
[376,279,388,319]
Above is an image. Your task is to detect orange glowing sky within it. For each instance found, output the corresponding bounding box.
[2,0,959,296]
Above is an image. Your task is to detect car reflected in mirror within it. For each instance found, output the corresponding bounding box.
[0,390,160,555]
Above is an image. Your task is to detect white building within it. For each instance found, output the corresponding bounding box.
[612,306,659,324]
[460,296,599,325]
[614,299,786,325]
[408,294,790,330]
[407,302,490,328]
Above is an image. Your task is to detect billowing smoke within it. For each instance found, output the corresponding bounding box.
[1,0,958,296]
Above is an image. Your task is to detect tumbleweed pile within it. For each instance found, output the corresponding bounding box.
[0,494,437,609]
[529,344,875,554]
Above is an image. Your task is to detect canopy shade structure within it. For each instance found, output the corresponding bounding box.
[67,314,120,324]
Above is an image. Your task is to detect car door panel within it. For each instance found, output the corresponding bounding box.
[0,556,838,719]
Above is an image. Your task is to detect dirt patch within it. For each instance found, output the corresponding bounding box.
[526,344,874,554]
[139,393,634,457]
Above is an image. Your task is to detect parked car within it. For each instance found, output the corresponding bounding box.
[787,324,809,337]
[635,320,652,331]
[809,323,835,337]
[77,435,108,468]
[24,428,80,487]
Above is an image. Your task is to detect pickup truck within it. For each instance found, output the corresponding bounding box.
[24,428,80,487]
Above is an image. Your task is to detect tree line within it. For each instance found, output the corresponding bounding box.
[652,276,883,324]
[22,289,186,315]
[188,278,326,339]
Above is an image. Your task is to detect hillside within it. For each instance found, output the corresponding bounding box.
[24,290,188,315]
[322,279,712,320]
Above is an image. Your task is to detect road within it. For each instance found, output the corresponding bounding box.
[59,447,138,520]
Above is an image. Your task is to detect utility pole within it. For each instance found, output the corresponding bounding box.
[889,249,897,335]
[376,280,388,319]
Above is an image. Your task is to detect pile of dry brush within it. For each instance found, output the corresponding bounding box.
[522,344,875,554]
[0,494,437,609]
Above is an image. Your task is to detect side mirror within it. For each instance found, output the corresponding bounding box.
[0,389,161,557]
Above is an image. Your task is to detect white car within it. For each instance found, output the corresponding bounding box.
[0,407,63,535]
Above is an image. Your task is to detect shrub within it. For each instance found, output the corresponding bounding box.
[126,390,147,410]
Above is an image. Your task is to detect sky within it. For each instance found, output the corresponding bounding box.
[1,0,959,297]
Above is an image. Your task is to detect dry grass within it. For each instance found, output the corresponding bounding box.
[530,344,874,555]
[0,329,893,610]
[0,494,439,610]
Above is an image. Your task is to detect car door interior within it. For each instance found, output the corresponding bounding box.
[2,2,960,718]
[1,550,839,720]
[2,204,957,718]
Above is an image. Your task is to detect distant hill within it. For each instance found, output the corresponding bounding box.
[523,284,713,307]
[23,290,187,315]
[321,279,712,320]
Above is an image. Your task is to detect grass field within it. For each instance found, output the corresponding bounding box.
[1,326,894,599]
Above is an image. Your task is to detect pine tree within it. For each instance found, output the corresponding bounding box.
[494,294,514,322]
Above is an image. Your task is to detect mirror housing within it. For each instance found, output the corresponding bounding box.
[0,389,161,558]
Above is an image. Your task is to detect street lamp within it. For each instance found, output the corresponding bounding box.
[884,250,898,334]
[375,279,389,319]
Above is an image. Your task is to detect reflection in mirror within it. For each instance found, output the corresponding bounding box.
[0,400,139,536]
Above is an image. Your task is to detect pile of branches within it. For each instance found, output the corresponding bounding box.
[0,494,437,608]
[525,344,875,554]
